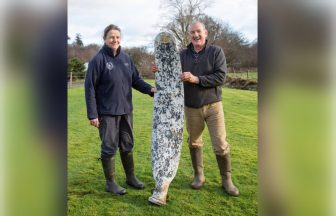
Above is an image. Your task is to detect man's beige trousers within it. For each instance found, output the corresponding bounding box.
[185,101,230,156]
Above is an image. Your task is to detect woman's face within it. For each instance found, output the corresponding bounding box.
[104,29,121,51]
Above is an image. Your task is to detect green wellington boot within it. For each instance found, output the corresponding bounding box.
[190,147,205,189]
[216,154,240,196]
[120,152,145,189]
[101,156,127,195]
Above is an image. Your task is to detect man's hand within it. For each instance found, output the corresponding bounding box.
[180,72,199,84]
[89,118,100,128]
[151,63,159,73]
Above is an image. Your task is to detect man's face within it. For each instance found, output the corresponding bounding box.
[188,22,208,48]
[104,29,121,51]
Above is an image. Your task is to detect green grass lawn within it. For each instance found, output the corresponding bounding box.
[68,83,257,215]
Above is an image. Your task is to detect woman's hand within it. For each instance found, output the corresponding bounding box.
[151,63,159,73]
[89,118,100,128]
[151,87,157,93]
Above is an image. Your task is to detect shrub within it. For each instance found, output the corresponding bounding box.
[68,58,85,81]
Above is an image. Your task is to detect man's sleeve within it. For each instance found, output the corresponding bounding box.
[198,48,227,87]
[84,59,99,119]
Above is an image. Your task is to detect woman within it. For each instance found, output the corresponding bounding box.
[85,24,156,195]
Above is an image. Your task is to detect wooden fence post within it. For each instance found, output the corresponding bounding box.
[69,72,73,88]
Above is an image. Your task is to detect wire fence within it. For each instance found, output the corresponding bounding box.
[226,67,258,81]
[67,69,258,88]
[68,72,85,88]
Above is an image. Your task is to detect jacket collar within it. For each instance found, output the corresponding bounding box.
[187,40,208,54]
[103,44,121,58]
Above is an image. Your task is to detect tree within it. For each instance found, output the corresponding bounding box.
[198,15,223,44]
[68,58,85,81]
[240,40,257,68]
[159,0,257,69]
[68,43,100,63]
[124,47,155,79]
[161,0,213,49]
[74,33,84,47]
[212,24,250,69]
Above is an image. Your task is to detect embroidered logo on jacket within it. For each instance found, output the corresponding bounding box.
[106,62,114,70]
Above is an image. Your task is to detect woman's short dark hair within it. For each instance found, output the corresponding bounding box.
[103,24,121,39]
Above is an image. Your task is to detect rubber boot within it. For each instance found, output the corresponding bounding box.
[101,156,127,195]
[216,154,240,196]
[190,147,205,189]
[148,183,169,206]
[120,152,145,189]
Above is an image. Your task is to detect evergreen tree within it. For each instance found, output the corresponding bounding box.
[68,58,85,80]
[74,33,84,46]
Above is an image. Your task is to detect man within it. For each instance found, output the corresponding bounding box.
[153,21,239,196]
[181,21,239,196]
[85,24,156,195]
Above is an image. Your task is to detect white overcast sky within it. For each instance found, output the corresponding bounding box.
[68,0,257,49]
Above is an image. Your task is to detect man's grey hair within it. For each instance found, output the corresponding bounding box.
[188,21,206,32]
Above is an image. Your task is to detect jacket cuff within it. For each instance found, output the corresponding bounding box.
[198,76,204,86]
[88,114,98,120]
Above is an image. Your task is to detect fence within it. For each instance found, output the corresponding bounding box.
[67,69,258,88]
[68,72,86,88]
[226,67,258,81]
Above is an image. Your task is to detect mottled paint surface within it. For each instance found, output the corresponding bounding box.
[150,32,184,202]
